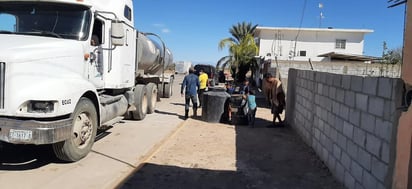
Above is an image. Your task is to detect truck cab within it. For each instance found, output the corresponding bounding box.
[0,0,173,162]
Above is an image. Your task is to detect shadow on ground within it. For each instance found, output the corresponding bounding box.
[119,89,344,189]
[0,126,114,170]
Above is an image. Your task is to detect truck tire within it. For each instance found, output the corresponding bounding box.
[52,97,97,162]
[132,84,147,120]
[146,83,157,114]
[164,79,173,98]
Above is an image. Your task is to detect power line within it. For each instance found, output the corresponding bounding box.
[292,0,308,59]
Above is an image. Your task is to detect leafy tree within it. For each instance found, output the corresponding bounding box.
[218,22,258,82]
[382,41,402,64]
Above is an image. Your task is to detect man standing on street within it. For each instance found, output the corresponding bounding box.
[198,69,208,108]
[181,68,200,119]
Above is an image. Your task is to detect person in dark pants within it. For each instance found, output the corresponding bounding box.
[245,89,257,127]
[198,69,208,108]
[181,68,200,119]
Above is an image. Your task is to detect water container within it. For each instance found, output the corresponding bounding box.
[201,90,230,123]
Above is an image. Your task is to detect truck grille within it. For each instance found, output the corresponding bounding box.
[0,62,4,109]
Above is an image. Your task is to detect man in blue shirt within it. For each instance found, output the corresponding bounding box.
[181,68,200,119]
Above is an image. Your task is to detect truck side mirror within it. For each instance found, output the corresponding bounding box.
[111,21,124,46]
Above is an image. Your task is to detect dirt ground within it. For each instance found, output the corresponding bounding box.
[118,88,345,189]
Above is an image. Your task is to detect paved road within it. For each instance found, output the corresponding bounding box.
[0,75,187,189]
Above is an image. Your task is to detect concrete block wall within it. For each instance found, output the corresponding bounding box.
[273,60,401,82]
[286,68,403,189]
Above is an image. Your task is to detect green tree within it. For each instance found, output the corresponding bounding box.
[382,41,402,64]
[218,22,258,82]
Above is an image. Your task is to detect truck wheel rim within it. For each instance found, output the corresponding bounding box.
[73,112,93,148]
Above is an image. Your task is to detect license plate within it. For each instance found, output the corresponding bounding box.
[9,129,33,141]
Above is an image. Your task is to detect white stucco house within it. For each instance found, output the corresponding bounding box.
[255,26,375,62]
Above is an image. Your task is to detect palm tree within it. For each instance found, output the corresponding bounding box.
[218,22,258,82]
[229,22,258,42]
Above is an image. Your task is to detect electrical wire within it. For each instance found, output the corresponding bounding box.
[292,0,307,59]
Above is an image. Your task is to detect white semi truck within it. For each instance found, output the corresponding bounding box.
[0,0,174,161]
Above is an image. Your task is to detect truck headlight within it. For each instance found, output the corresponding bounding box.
[27,101,56,113]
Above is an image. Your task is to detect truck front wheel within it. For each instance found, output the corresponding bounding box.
[52,97,98,162]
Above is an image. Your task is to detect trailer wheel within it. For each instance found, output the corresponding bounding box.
[163,78,173,98]
[52,97,97,162]
[132,84,147,120]
[146,83,157,114]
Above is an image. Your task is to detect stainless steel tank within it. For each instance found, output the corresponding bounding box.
[136,32,173,75]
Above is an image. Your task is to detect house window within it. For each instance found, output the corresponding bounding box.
[298,50,307,57]
[124,6,132,21]
[336,39,346,49]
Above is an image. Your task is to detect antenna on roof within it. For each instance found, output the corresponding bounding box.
[318,3,325,28]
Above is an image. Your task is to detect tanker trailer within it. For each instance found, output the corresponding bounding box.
[136,32,174,100]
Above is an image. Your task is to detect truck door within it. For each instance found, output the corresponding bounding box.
[88,17,105,88]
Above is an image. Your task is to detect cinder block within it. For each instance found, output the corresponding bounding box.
[363,170,378,189]
[336,88,345,103]
[326,74,334,85]
[333,143,342,159]
[336,162,345,183]
[317,83,323,94]
[343,121,355,139]
[328,155,337,173]
[329,86,337,100]
[324,123,331,136]
[351,76,363,92]
[368,97,385,117]
[345,171,356,189]
[327,112,335,126]
[325,136,334,152]
[349,109,361,126]
[381,142,390,164]
[333,74,342,87]
[378,77,392,99]
[375,118,392,143]
[366,133,381,157]
[363,77,378,95]
[376,182,386,189]
[322,146,329,162]
[351,160,364,182]
[333,101,340,115]
[345,91,356,108]
[358,148,372,171]
[314,128,321,141]
[323,85,330,97]
[383,100,396,121]
[335,116,345,133]
[338,133,347,150]
[371,156,388,182]
[330,127,339,143]
[355,182,366,189]
[361,112,376,133]
[340,105,350,120]
[355,93,368,112]
[319,118,325,132]
[342,75,351,90]
[341,151,352,170]
[354,127,366,147]
[347,140,358,159]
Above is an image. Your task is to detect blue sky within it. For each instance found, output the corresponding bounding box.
[134,0,406,65]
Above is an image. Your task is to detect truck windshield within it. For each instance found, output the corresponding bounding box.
[0,2,91,40]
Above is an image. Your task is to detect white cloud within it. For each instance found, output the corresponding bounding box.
[162,28,171,33]
[152,23,164,28]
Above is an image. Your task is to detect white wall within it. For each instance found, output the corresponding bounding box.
[257,28,369,62]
